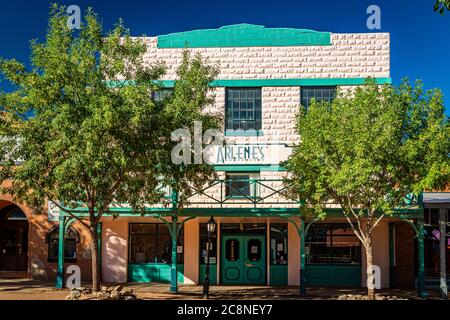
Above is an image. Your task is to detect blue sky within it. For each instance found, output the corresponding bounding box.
[0,0,449,115]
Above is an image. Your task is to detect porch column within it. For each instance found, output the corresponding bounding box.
[170,216,178,293]
[439,208,448,299]
[299,218,306,295]
[56,214,65,288]
[417,219,427,298]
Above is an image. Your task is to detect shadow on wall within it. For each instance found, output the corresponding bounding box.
[0,187,93,282]
[103,224,127,283]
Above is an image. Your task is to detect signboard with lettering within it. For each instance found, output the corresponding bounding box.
[205,144,292,165]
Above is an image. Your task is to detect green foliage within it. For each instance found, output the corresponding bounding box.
[0,4,220,223]
[285,79,450,222]
[435,0,450,14]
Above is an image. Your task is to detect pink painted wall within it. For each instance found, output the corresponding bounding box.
[102,218,128,283]
[361,221,390,288]
[183,218,199,284]
[288,219,300,285]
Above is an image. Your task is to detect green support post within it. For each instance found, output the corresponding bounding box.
[56,214,65,289]
[97,223,102,282]
[417,219,427,298]
[170,216,178,293]
[299,219,306,295]
[170,188,179,293]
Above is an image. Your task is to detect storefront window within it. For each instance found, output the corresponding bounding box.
[129,223,183,264]
[423,208,450,277]
[306,223,361,265]
[199,223,217,265]
[270,223,288,265]
[47,226,79,262]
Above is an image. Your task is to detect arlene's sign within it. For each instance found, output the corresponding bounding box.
[207,144,291,165]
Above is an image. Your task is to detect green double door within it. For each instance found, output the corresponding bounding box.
[221,235,266,285]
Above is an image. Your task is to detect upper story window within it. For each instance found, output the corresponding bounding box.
[300,86,337,110]
[225,88,262,131]
[225,172,260,198]
[152,88,173,102]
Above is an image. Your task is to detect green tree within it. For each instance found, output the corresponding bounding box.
[284,79,450,299]
[0,5,219,291]
[435,0,450,14]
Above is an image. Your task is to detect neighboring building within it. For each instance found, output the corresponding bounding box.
[0,24,448,292]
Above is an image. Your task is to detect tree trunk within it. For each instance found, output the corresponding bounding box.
[365,236,376,300]
[90,224,99,292]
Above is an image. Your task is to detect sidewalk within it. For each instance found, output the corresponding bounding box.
[0,278,448,300]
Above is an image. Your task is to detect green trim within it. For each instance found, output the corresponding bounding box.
[58,206,423,218]
[270,265,288,285]
[305,264,361,287]
[157,24,331,48]
[210,78,392,87]
[199,264,217,285]
[225,130,264,137]
[128,264,184,283]
[97,223,102,281]
[213,164,285,172]
[389,223,395,288]
[106,77,392,89]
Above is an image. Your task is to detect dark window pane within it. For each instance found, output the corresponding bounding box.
[306,223,360,265]
[199,223,217,264]
[225,88,262,130]
[129,223,183,264]
[225,174,250,197]
[153,88,173,102]
[270,224,288,265]
[225,238,240,261]
[47,227,78,261]
[300,86,337,110]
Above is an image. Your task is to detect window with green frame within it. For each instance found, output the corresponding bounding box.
[300,86,336,110]
[225,172,260,198]
[152,88,173,102]
[129,223,183,264]
[225,87,262,131]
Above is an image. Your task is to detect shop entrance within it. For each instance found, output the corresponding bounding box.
[221,234,266,285]
[0,203,28,272]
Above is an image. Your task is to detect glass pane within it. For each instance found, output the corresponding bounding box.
[130,224,156,235]
[129,235,157,264]
[247,239,261,261]
[65,240,77,259]
[200,223,217,264]
[226,174,250,197]
[270,224,288,265]
[226,239,240,261]
[225,88,261,130]
[306,225,331,264]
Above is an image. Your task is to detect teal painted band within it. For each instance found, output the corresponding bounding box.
[159,78,391,88]
[213,164,285,172]
[107,78,392,89]
[224,130,264,137]
[157,24,331,48]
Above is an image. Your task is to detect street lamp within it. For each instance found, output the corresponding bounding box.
[203,216,216,299]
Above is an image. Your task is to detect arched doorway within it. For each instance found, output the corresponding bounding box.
[0,201,28,271]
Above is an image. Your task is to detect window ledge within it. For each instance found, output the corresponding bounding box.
[225,130,264,137]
